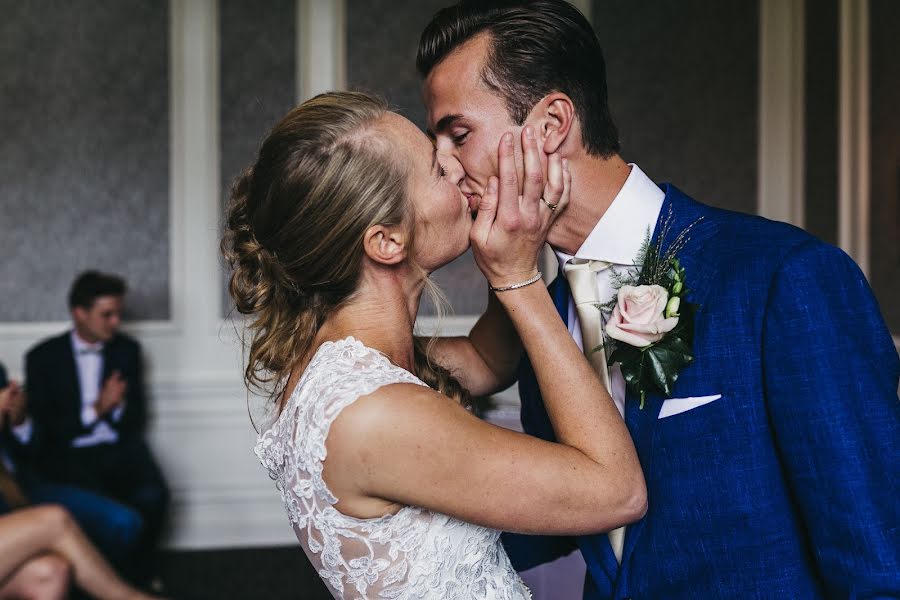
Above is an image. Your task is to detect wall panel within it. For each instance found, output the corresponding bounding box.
[219,0,296,316]
[869,0,900,333]
[593,0,759,215]
[0,0,170,321]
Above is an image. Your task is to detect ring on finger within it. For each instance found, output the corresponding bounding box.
[541,197,559,211]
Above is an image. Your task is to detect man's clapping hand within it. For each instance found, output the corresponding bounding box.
[94,370,127,417]
[0,381,26,429]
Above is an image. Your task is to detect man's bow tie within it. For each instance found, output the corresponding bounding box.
[78,346,103,355]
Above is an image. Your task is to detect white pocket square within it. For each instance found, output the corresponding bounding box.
[658,394,722,419]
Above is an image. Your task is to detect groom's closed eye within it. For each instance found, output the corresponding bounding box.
[451,130,470,146]
[431,113,467,144]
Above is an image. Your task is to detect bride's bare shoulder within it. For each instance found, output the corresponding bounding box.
[328,382,468,447]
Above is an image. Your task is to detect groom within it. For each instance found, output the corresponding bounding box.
[419,1,900,598]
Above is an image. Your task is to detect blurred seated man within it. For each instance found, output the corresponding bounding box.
[24,271,170,581]
[0,361,142,565]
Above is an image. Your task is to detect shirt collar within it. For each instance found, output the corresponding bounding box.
[70,330,104,355]
[555,163,664,271]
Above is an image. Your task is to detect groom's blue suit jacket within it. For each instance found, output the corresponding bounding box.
[503,186,900,599]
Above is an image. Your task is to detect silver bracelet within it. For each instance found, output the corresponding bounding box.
[489,271,543,292]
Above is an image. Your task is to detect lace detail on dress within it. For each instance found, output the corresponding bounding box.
[255,337,530,599]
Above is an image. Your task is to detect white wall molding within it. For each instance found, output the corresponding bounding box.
[757,0,806,226]
[167,485,295,549]
[172,0,222,331]
[297,0,346,102]
[838,0,870,277]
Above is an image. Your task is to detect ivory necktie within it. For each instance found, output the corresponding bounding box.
[563,258,625,563]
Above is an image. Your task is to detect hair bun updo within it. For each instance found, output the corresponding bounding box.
[222,91,470,409]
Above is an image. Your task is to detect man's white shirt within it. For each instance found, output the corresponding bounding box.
[554,164,664,417]
[70,331,124,447]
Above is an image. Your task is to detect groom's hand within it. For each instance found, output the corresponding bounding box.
[470,126,569,289]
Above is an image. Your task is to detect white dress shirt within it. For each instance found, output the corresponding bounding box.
[554,164,664,417]
[70,331,123,447]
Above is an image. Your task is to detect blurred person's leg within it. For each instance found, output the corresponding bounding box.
[25,478,144,561]
[0,553,71,600]
[0,505,161,600]
[101,438,169,589]
[109,439,169,548]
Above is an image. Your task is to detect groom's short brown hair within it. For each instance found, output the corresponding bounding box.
[416,0,620,158]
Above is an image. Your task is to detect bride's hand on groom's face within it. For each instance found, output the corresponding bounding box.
[470,126,570,289]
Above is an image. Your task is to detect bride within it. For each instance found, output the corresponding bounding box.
[222,91,646,599]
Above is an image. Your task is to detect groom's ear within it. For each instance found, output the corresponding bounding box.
[533,93,575,155]
[363,224,407,265]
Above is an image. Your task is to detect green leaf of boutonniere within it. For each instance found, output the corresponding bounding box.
[601,210,703,409]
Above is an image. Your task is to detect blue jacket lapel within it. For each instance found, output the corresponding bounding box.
[652,185,720,309]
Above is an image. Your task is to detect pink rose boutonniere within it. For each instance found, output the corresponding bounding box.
[601,214,702,408]
[606,285,679,347]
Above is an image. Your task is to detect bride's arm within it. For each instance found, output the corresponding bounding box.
[424,292,522,397]
[327,374,644,535]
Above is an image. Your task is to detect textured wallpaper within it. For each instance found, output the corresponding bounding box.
[0,0,170,321]
[347,0,447,131]
[219,0,296,317]
[870,0,900,333]
[804,0,839,247]
[347,0,488,317]
[593,0,759,215]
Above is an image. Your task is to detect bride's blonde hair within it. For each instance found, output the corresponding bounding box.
[221,91,470,408]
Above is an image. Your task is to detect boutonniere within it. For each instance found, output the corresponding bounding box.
[600,212,703,408]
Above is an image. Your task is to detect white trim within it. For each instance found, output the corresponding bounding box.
[0,320,179,340]
[838,0,870,277]
[757,0,806,226]
[175,0,222,333]
[169,0,186,332]
[296,0,346,102]
[166,486,296,549]
[414,314,479,337]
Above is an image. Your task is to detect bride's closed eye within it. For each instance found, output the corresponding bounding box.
[439,163,448,178]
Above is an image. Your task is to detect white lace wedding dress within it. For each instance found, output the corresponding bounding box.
[255,336,531,599]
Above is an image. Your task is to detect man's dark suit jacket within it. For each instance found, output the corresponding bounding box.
[25,332,147,469]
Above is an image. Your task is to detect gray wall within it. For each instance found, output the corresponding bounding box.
[219,0,296,316]
[593,0,759,215]
[804,0,839,247]
[0,0,169,321]
[870,0,900,333]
